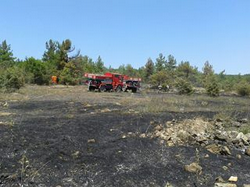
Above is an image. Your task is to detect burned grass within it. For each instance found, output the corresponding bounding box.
[0,85,250,186]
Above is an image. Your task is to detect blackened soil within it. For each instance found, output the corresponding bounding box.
[0,95,250,187]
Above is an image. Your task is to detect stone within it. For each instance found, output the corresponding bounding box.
[236,154,242,159]
[238,118,248,123]
[214,183,237,187]
[236,132,249,144]
[220,146,231,155]
[165,182,173,187]
[232,121,242,128]
[184,162,202,174]
[214,131,228,142]
[177,130,191,142]
[206,144,221,154]
[215,176,225,182]
[245,147,250,156]
[87,139,96,143]
[228,176,238,182]
[222,166,228,171]
[245,133,250,141]
[139,133,146,138]
[155,125,163,131]
[204,154,209,158]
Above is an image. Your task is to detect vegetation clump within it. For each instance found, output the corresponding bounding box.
[175,78,194,95]
[236,81,250,96]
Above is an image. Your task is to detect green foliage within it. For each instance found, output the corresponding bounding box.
[150,70,170,87]
[175,78,194,95]
[202,61,214,76]
[95,56,105,73]
[43,39,80,71]
[145,58,154,80]
[59,62,80,85]
[21,57,50,85]
[236,81,250,96]
[205,75,220,97]
[0,40,15,70]
[176,61,196,79]
[155,53,166,72]
[166,55,177,71]
[0,66,25,92]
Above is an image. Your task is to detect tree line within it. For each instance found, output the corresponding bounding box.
[0,39,250,96]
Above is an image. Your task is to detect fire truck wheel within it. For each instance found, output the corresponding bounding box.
[132,88,137,93]
[122,87,127,92]
[116,85,122,92]
[89,86,95,91]
[99,85,106,92]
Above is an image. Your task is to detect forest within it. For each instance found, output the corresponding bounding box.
[0,39,250,96]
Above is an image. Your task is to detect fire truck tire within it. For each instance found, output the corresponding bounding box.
[89,86,95,91]
[132,88,137,93]
[116,85,122,92]
[99,85,106,92]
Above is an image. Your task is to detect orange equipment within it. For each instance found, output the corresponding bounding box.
[51,76,58,84]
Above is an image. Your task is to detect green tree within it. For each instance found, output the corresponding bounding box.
[0,40,15,70]
[176,61,195,79]
[236,80,250,96]
[125,64,137,77]
[21,57,50,85]
[145,58,154,80]
[205,75,220,97]
[155,53,166,72]
[166,55,177,71]
[0,66,25,92]
[43,39,80,71]
[150,70,170,87]
[202,61,214,76]
[175,78,194,95]
[95,56,104,73]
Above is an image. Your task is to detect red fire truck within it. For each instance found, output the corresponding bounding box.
[84,72,141,93]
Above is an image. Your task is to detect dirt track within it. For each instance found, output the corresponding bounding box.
[0,85,250,187]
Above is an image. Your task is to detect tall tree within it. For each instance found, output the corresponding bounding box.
[202,61,214,76]
[0,40,15,70]
[145,58,154,80]
[95,56,104,73]
[176,61,195,79]
[166,55,177,71]
[42,39,80,71]
[155,53,166,72]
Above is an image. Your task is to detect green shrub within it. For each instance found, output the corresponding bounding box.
[205,76,220,97]
[59,62,80,85]
[0,66,25,92]
[236,81,250,96]
[21,57,50,85]
[175,78,194,95]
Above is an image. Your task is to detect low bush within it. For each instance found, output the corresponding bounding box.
[0,66,25,92]
[205,76,220,97]
[175,78,194,95]
[236,81,250,96]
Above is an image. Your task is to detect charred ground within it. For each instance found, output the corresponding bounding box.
[0,85,250,187]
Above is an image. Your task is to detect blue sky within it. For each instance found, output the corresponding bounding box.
[1,0,250,74]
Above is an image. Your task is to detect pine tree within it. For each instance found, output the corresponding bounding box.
[155,53,166,72]
[145,58,154,79]
[166,55,176,71]
[0,40,15,70]
[95,56,104,73]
